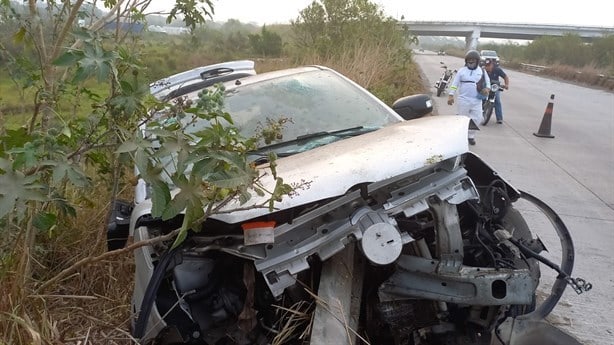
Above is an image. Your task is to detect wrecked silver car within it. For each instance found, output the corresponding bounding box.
[113,63,591,344]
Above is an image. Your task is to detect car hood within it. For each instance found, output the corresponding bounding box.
[131,115,470,226]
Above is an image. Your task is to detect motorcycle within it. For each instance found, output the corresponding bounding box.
[481,81,505,125]
[434,62,456,97]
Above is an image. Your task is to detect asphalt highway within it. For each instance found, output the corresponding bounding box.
[414,51,614,345]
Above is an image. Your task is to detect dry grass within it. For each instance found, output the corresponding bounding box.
[270,300,314,345]
[540,63,614,90]
[0,180,137,345]
[255,43,426,105]
[292,42,425,104]
[499,59,614,91]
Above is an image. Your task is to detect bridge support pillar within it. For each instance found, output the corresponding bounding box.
[465,28,481,51]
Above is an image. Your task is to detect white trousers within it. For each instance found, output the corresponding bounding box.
[457,100,483,139]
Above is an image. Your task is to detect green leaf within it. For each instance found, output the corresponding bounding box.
[119,80,134,93]
[134,149,151,179]
[33,212,57,231]
[116,140,139,154]
[51,193,77,218]
[72,67,90,83]
[72,28,94,41]
[0,195,13,219]
[0,158,11,171]
[208,170,251,189]
[171,227,189,249]
[253,187,265,197]
[8,142,39,169]
[52,51,80,67]
[191,157,217,177]
[150,179,171,218]
[0,127,32,154]
[161,193,188,220]
[51,162,68,184]
[0,171,46,218]
[238,189,251,204]
[185,198,204,225]
[66,166,89,187]
[61,126,72,138]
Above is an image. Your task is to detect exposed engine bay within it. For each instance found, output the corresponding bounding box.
[130,153,589,345]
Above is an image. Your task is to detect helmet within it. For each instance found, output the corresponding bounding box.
[465,50,480,70]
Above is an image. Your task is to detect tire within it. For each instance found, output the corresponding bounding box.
[436,84,445,97]
[482,102,494,125]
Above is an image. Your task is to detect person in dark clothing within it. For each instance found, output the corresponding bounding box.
[483,58,509,124]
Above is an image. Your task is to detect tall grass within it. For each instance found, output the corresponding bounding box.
[0,177,137,344]
[290,41,424,104]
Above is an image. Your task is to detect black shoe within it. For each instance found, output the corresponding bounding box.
[468,138,476,145]
[497,120,503,124]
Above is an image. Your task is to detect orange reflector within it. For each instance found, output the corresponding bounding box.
[241,221,276,231]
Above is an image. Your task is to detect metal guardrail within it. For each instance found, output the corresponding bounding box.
[519,63,614,82]
[520,63,547,73]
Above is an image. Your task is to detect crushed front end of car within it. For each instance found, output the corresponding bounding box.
[123,64,590,345]
[126,114,589,345]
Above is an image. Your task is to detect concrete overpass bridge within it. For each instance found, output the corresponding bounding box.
[399,21,614,50]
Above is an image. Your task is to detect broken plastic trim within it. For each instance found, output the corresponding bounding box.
[516,190,579,320]
[491,190,591,345]
[133,246,181,339]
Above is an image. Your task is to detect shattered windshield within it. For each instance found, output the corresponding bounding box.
[151,69,402,186]
[185,69,400,149]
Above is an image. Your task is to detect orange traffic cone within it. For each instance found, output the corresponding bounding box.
[534,94,555,138]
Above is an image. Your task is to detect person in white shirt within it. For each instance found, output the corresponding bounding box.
[447,50,490,145]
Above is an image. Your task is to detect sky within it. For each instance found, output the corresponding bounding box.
[148,0,614,28]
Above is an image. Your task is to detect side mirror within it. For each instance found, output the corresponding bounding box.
[392,94,433,120]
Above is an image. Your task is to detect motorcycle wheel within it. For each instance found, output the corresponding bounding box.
[482,102,494,125]
[436,84,445,97]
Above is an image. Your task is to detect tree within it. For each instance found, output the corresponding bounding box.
[291,0,415,58]
[0,0,296,342]
[289,0,418,103]
[249,25,283,57]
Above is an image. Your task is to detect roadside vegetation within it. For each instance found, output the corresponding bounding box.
[0,0,422,344]
[422,34,614,90]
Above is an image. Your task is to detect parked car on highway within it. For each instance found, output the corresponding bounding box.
[116,61,589,345]
[437,50,446,55]
[480,49,500,64]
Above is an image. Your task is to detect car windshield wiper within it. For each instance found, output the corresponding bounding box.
[248,126,378,165]
[255,126,376,151]
[294,126,367,141]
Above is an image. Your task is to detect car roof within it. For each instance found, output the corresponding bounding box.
[149,60,256,100]
[175,65,329,98]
